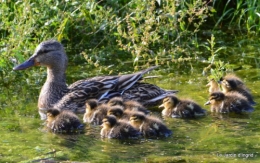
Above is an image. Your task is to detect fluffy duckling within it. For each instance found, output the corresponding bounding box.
[107,106,140,120]
[219,77,255,105]
[83,99,99,123]
[220,74,244,86]
[108,97,150,114]
[100,115,141,139]
[159,95,206,118]
[205,91,254,113]
[130,112,172,138]
[90,104,110,125]
[46,109,84,133]
[206,79,220,93]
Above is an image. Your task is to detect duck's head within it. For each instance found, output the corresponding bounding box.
[205,91,225,105]
[129,112,146,127]
[206,79,220,93]
[13,40,68,71]
[107,106,124,119]
[86,99,98,112]
[219,79,237,92]
[102,115,117,129]
[159,95,179,110]
[221,74,244,86]
[107,97,124,107]
[46,108,60,124]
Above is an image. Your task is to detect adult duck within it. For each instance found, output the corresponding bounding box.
[13,40,177,120]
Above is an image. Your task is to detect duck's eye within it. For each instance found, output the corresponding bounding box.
[163,98,170,103]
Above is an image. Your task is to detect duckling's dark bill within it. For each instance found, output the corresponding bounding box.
[13,58,35,70]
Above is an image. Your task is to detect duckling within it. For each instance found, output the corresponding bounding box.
[205,91,254,113]
[220,74,244,86]
[206,79,220,93]
[100,115,141,139]
[108,97,150,114]
[83,99,99,123]
[219,77,255,105]
[129,112,172,138]
[159,95,206,118]
[107,106,140,120]
[46,109,84,133]
[90,104,110,125]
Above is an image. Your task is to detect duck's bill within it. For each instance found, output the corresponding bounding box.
[204,101,211,105]
[158,104,164,108]
[13,59,35,70]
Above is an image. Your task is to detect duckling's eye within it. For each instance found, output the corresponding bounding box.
[163,98,170,103]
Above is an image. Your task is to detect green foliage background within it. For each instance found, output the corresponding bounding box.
[0,0,259,92]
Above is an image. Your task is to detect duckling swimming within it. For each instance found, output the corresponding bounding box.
[46,109,84,133]
[219,77,255,105]
[90,104,111,125]
[159,95,206,118]
[206,79,220,93]
[83,99,99,123]
[101,115,141,139]
[107,106,140,120]
[205,91,254,113]
[108,97,150,114]
[130,112,172,138]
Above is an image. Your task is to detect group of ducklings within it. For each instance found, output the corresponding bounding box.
[45,74,255,138]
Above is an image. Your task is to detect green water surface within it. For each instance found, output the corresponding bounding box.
[1,36,260,162]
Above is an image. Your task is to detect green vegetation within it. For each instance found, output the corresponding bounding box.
[0,0,259,96]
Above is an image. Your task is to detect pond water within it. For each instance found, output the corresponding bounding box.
[1,40,260,162]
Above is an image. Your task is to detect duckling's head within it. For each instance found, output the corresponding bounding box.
[86,99,98,112]
[46,109,60,125]
[221,74,244,86]
[13,40,68,71]
[107,97,124,107]
[129,112,146,127]
[205,91,225,105]
[107,106,124,119]
[102,115,117,129]
[206,79,220,93]
[219,79,238,92]
[159,95,179,110]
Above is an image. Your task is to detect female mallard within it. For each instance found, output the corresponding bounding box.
[204,91,254,113]
[129,112,172,138]
[13,40,177,120]
[46,108,84,133]
[219,76,255,105]
[101,115,141,139]
[159,95,206,118]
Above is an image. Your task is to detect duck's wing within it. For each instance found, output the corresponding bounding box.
[55,80,118,113]
[122,82,178,107]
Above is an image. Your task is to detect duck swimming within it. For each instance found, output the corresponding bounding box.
[46,108,84,133]
[101,115,141,139]
[205,91,254,113]
[206,79,220,93]
[13,40,177,120]
[159,95,206,118]
[83,99,99,123]
[107,97,150,114]
[219,76,255,105]
[130,112,172,138]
